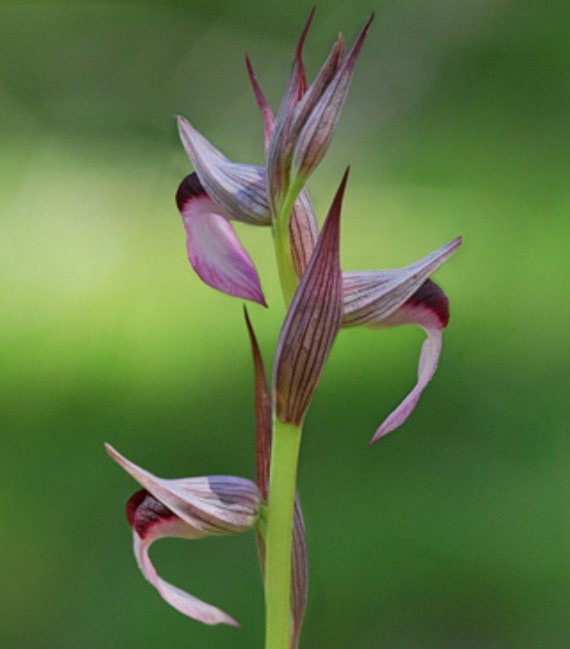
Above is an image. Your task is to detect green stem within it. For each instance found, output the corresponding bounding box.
[272,179,304,306]
[264,418,302,649]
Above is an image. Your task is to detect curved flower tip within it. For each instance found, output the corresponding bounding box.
[176,174,267,305]
[369,280,450,445]
[105,444,261,626]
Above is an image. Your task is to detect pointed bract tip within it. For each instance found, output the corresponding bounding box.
[346,13,374,61]
[245,54,267,108]
[295,6,316,60]
[330,167,350,216]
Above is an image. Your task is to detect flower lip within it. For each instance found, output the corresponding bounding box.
[176,173,267,306]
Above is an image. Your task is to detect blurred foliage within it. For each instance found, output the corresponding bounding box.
[1,1,569,648]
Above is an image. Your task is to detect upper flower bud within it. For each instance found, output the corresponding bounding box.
[266,12,373,216]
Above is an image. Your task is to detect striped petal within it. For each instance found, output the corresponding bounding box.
[177,116,270,225]
[341,238,461,444]
[342,237,461,327]
[266,7,315,211]
[176,174,266,305]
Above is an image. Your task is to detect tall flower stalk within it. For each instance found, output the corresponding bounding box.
[106,10,461,649]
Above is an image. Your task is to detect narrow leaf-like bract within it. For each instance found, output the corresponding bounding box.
[273,170,347,425]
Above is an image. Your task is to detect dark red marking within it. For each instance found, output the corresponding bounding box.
[175,173,206,211]
[408,279,450,328]
[126,489,177,539]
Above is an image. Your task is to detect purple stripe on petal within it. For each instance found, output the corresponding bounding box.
[289,188,319,279]
[369,280,450,444]
[292,14,373,181]
[177,174,266,305]
[266,8,315,211]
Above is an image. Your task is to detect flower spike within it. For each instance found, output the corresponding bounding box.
[105,444,261,626]
[273,169,347,425]
[176,173,266,305]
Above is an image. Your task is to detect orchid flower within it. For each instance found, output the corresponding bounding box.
[105,444,261,627]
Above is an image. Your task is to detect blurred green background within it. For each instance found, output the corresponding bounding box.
[1,1,568,647]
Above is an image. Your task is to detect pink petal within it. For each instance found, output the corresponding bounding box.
[176,174,266,305]
[369,280,450,444]
[127,489,239,626]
